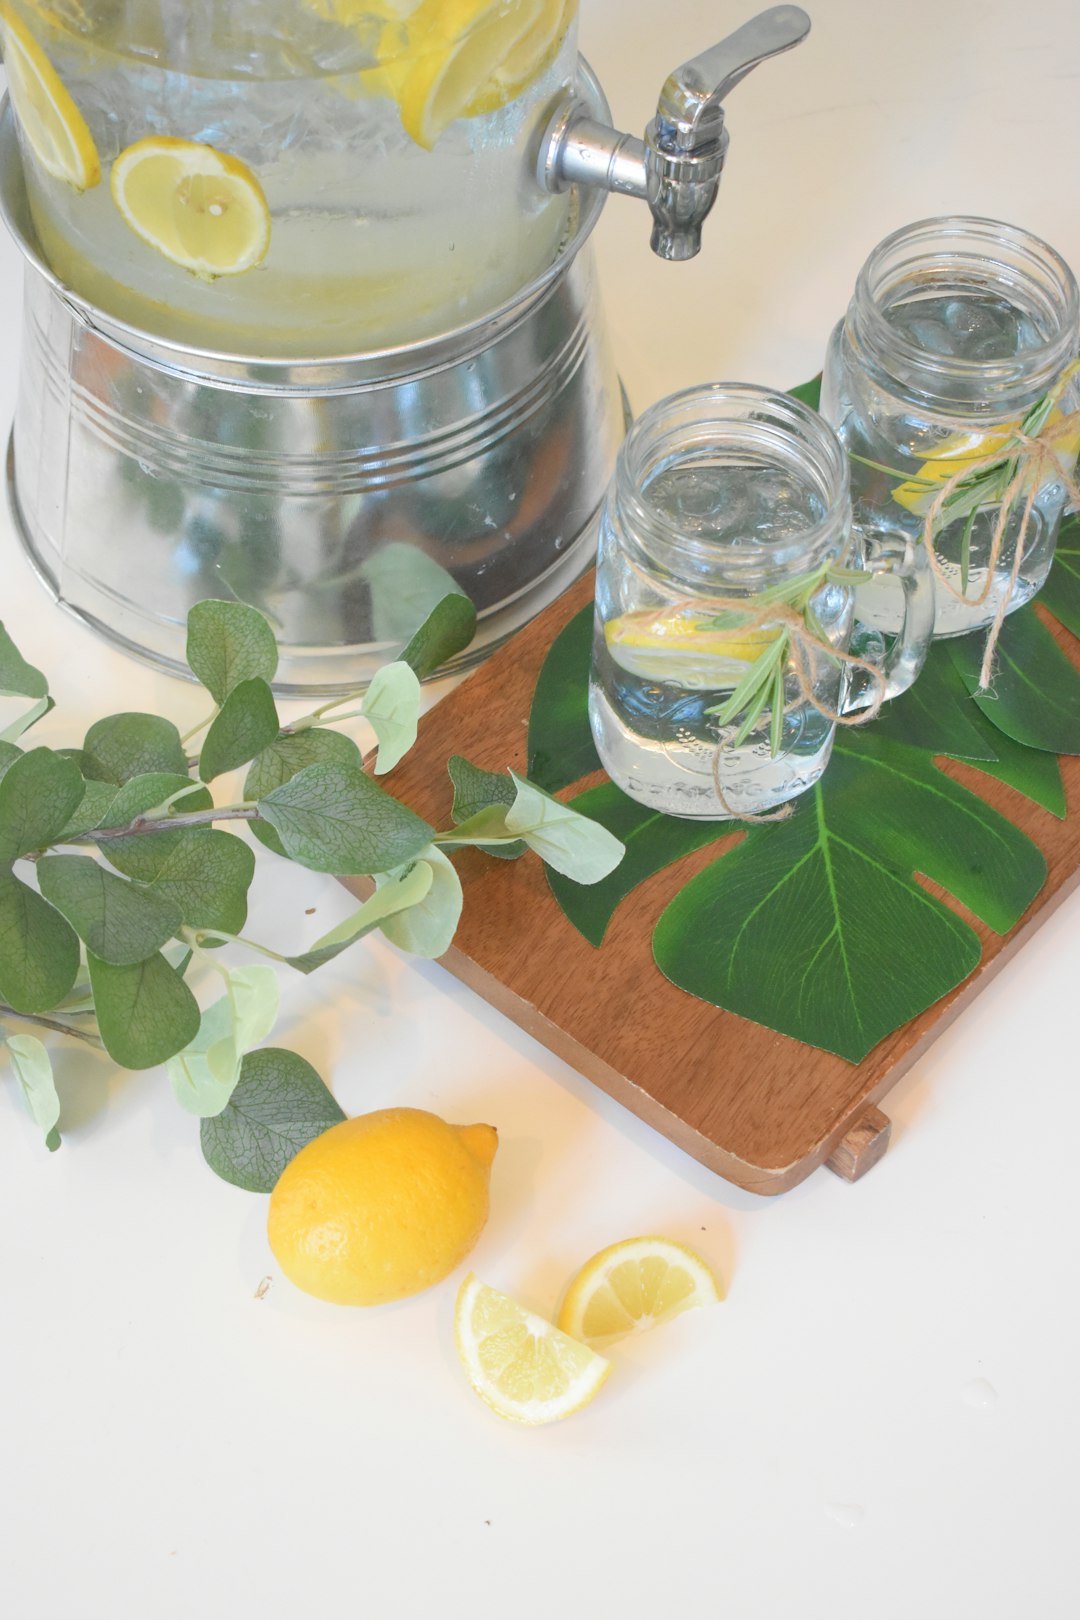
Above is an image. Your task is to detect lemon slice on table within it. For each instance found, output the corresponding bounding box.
[394,0,544,149]
[465,0,572,117]
[110,137,271,278]
[605,607,782,686]
[1,7,100,189]
[455,1273,611,1425]
[557,1236,724,1349]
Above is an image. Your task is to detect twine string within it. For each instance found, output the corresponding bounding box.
[615,552,888,823]
[917,364,1080,690]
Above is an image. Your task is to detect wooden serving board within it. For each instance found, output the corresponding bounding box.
[344,574,1080,1195]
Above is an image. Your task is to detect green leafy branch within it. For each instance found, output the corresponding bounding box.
[0,594,624,1173]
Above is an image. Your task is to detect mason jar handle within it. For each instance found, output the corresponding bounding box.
[842,531,935,712]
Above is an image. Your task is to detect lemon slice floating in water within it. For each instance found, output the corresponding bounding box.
[455,1273,611,1424]
[605,607,782,686]
[557,1236,723,1348]
[1,7,100,189]
[110,137,271,278]
[890,412,1080,517]
[465,0,572,117]
[394,0,545,149]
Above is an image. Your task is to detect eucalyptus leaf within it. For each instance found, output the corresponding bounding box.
[504,771,624,884]
[653,730,1046,1063]
[526,605,601,794]
[167,964,279,1116]
[0,622,48,699]
[0,694,54,744]
[949,606,1080,753]
[145,830,256,932]
[257,763,433,875]
[198,678,280,782]
[361,542,469,649]
[186,599,279,704]
[397,589,477,680]
[96,774,214,881]
[285,860,433,973]
[2,1031,61,1150]
[82,713,188,785]
[244,728,362,857]
[0,741,21,784]
[0,872,81,1014]
[446,755,525,860]
[36,854,182,965]
[56,779,119,842]
[200,1047,345,1193]
[375,845,462,958]
[362,661,421,774]
[88,949,201,1069]
[0,748,86,866]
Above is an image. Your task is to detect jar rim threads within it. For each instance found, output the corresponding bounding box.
[849,215,1080,411]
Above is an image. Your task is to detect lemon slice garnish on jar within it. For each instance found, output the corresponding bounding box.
[465,0,573,117]
[0,6,100,189]
[890,410,1080,516]
[110,137,271,278]
[393,0,545,150]
[605,607,782,686]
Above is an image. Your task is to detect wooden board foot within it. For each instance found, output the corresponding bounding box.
[826,1107,892,1183]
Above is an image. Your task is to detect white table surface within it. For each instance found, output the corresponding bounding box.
[2,3,1079,1616]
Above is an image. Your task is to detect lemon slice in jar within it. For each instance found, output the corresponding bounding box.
[394,0,545,150]
[0,6,100,189]
[605,607,782,686]
[110,137,271,278]
[890,410,1080,517]
[465,0,573,117]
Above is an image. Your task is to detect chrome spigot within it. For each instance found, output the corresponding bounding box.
[539,6,811,261]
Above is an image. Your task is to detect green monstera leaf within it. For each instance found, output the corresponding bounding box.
[533,600,1063,1063]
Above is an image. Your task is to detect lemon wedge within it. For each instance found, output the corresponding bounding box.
[465,0,572,117]
[455,1273,611,1425]
[605,607,782,686]
[557,1236,724,1348]
[1,6,100,190]
[394,0,544,149]
[110,137,271,278]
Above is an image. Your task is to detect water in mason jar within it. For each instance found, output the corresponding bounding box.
[589,463,854,819]
[4,0,576,355]
[841,292,1072,637]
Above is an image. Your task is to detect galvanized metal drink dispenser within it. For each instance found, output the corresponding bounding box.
[0,4,809,692]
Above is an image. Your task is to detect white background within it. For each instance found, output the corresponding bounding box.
[2,2,1080,1616]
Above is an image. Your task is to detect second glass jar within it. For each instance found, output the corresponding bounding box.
[821,215,1080,640]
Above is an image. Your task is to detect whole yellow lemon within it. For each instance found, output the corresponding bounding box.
[267,1107,498,1306]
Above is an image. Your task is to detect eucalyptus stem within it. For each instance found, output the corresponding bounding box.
[184,927,290,964]
[79,803,261,842]
[0,1003,104,1049]
[179,709,218,745]
[283,688,367,736]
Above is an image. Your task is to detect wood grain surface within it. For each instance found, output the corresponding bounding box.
[345,574,1080,1195]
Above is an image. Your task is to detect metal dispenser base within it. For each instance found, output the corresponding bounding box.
[0,66,625,696]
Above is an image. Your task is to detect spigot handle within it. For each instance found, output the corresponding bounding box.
[656,6,811,149]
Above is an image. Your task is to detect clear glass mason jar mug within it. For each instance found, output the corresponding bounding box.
[588,384,935,821]
[820,216,1080,641]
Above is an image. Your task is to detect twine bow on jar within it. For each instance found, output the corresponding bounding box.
[628,558,890,822]
[888,358,1080,691]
